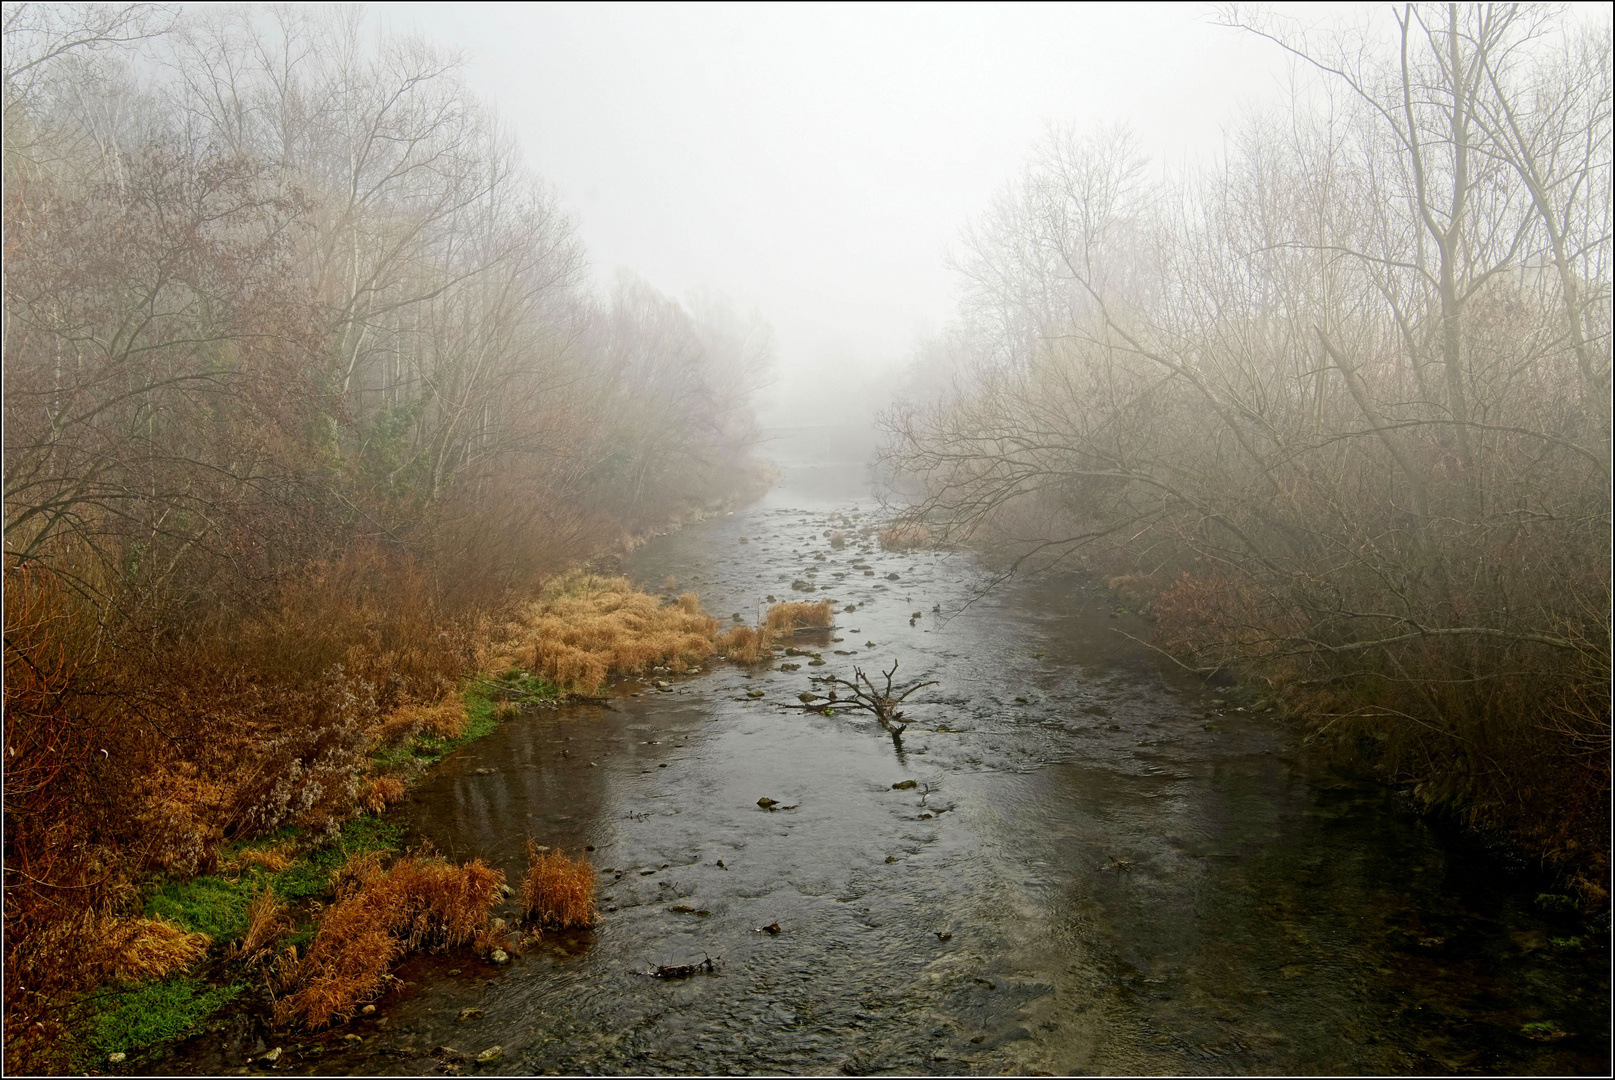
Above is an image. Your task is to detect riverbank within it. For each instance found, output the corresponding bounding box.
[7,554,738,1074]
[145,441,1606,1076]
[39,559,838,1073]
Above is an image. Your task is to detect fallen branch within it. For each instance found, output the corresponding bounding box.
[791,660,937,736]
[640,953,719,979]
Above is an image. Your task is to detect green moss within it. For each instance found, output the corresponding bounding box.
[373,677,549,769]
[147,815,407,936]
[274,815,405,900]
[146,872,268,940]
[84,977,241,1061]
[1535,892,1579,915]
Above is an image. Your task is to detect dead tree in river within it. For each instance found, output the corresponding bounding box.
[810,660,937,736]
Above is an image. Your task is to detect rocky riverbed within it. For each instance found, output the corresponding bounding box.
[161,425,1609,1076]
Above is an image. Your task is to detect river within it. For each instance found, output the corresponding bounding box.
[174,425,1608,1076]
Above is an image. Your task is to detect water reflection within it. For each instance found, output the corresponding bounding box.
[157,425,1607,1077]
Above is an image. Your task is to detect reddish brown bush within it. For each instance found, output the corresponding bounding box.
[275,851,505,1029]
[520,842,596,929]
[363,775,409,814]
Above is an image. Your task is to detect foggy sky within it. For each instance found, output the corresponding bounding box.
[372,3,1336,425]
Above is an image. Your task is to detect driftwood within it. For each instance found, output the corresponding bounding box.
[641,953,719,979]
[789,660,937,737]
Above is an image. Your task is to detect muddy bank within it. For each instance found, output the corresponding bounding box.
[160,426,1609,1076]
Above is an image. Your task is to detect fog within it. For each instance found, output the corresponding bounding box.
[372,3,1326,425]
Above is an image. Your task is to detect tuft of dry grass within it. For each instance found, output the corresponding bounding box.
[521,841,596,929]
[236,884,289,960]
[827,529,846,549]
[1106,573,1157,609]
[480,575,719,691]
[879,521,932,551]
[362,774,408,814]
[764,600,833,638]
[276,850,505,1029]
[387,699,468,740]
[714,624,771,663]
[233,842,296,874]
[715,600,835,665]
[17,913,212,990]
[96,916,213,983]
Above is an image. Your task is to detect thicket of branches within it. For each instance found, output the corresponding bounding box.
[1,3,770,1050]
[882,4,1610,889]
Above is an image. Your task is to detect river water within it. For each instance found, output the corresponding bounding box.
[178,426,1607,1076]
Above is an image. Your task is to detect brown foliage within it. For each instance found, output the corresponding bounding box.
[2,7,767,1064]
[715,600,835,664]
[10,913,211,1000]
[879,522,933,551]
[764,600,834,638]
[275,851,505,1029]
[481,576,719,690]
[714,624,772,664]
[237,885,290,961]
[362,775,409,814]
[521,842,597,929]
[232,842,296,874]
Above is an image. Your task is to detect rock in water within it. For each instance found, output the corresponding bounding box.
[477,1046,503,1063]
[757,796,778,809]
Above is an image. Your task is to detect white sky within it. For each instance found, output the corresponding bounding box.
[370,2,1342,423]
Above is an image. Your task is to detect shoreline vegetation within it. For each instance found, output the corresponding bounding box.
[1,6,781,1071]
[877,5,1610,905]
[14,563,833,1073]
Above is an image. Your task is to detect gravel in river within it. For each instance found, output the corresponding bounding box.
[163,425,1609,1076]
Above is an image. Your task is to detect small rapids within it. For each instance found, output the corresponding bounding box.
[165,425,1609,1076]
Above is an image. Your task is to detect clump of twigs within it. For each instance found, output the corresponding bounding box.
[798,660,936,736]
[640,953,718,978]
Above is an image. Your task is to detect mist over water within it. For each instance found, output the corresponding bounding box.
[6,4,1608,1075]
[163,427,1608,1076]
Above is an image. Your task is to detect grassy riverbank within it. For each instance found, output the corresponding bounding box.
[19,578,824,1073]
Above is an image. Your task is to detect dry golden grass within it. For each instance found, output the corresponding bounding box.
[236,884,289,960]
[480,575,719,691]
[233,842,295,873]
[17,913,213,989]
[521,842,596,929]
[362,774,408,814]
[715,600,835,665]
[714,624,772,663]
[764,600,834,638]
[98,916,212,983]
[828,529,846,549]
[412,700,470,739]
[1106,573,1157,608]
[276,850,505,1029]
[879,521,932,551]
[372,707,422,746]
